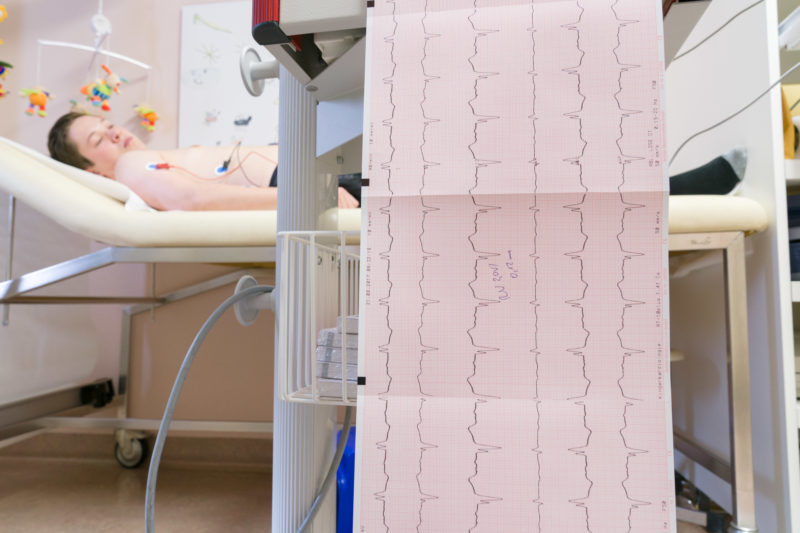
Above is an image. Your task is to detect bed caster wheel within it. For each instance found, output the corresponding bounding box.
[114,429,148,469]
[115,438,148,469]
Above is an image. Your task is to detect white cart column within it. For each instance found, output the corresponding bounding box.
[273,65,338,533]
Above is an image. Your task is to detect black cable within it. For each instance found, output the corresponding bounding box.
[670,0,764,63]
[220,140,242,171]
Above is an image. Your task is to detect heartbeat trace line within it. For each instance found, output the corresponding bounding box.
[363,0,667,531]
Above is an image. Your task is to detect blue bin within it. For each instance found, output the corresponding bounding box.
[337,426,357,533]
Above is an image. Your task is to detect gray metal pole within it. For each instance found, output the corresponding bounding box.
[273,66,338,533]
[3,195,15,326]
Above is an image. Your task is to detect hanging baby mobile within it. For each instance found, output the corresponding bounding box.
[27,3,156,127]
[20,86,53,117]
[81,63,125,111]
[0,4,7,45]
[135,103,159,131]
[0,5,10,99]
[0,61,11,98]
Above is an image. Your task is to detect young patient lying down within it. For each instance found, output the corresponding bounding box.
[48,112,746,211]
[47,112,360,212]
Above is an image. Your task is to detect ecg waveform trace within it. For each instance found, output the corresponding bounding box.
[359,1,674,531]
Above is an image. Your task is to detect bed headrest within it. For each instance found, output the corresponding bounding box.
[0,137,154,211]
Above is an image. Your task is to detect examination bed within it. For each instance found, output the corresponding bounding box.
[0,135,362,466]
[0,135,361,303]
[0,136,769,527]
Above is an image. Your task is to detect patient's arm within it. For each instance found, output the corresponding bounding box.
[114,150,277,211]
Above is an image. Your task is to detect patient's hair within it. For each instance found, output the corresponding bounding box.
[48,112,93,170]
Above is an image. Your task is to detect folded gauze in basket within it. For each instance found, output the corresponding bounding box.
[317,328,359,349]
[317,361,358,381]
[316,316,359,381]
[316,346,358,365]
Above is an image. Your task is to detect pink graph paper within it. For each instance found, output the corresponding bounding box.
[357,1,674,531]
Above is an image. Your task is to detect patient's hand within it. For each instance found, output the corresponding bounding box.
[338,187,359,208]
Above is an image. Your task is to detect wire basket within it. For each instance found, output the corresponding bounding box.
[277,231,360,406]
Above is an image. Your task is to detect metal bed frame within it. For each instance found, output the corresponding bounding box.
[0,196,277,459]
[669,230,757,533]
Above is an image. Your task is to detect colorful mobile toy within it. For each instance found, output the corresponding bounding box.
[0,5,7,46]
[0,6,10,96]
[81,63,126,112]
[135,103,159,132]
[0,60,11,98]
[20,86,53,117]
[69,99,89,114]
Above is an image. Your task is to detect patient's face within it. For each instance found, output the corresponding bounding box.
[68,115,147,179]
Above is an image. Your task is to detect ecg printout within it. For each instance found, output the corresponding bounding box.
[357,1,674,531]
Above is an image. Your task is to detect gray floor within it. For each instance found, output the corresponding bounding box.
[0,431,272,533]
[0,458,270,533]
[0,431,705,532]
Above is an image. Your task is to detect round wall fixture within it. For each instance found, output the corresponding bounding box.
[239,47,279,97]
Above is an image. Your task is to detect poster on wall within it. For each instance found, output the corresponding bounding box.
[179,1,278,147]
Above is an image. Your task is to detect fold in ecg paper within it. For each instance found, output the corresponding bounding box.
[358,1,674,531]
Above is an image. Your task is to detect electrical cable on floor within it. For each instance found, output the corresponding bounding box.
[670,0,764,63]
[669,59,800,167]
[144,284,273,533]
[144,284,354,533]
